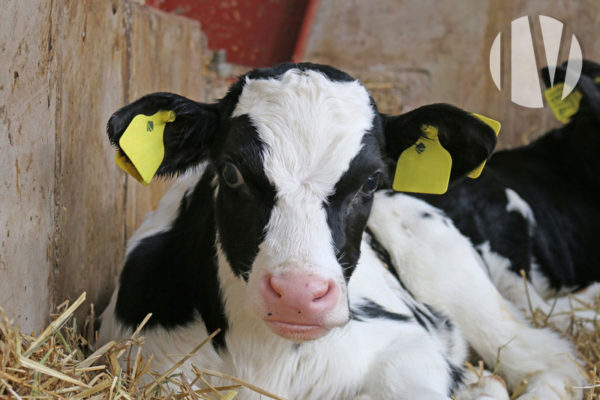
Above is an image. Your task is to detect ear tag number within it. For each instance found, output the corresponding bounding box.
[467,113,501,179]
[544,83,582,123]
[115,110,176,185]
[392,124,452,194]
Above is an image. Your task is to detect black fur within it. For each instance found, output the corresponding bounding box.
[326,134,385,281]
[541,60,600,117]
[421,60,600,290]
[352,299,411,322]
[211,115,277,280]
[364,227,405,288]
[115,166,229,349]
[107,92,220,177]
[381,104,498,183]
[447,360,466,395]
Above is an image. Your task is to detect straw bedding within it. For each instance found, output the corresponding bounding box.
[1,288,598,399]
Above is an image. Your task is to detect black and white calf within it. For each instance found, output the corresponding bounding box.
[421,60,600,331]
[100,63,583,399]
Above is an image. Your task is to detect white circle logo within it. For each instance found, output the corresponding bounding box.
[490,16,582,108]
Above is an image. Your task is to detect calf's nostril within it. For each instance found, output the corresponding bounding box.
[268,276,284,298]
[312,282,332,302]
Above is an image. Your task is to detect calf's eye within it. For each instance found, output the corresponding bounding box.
[361,173,381,195]
[221,162,244,188]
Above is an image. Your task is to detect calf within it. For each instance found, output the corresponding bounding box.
[421,60,600,330]
[100,63,582,399]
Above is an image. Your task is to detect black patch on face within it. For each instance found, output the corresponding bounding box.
[115,166,229,350]
[110,62,393,350]
[325,133,385,281]
[209,64,358,279]
[352,299,411,322]
[216,62,381,282]
[212,115,277,280]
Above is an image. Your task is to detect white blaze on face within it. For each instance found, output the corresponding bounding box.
[232,69,375,326]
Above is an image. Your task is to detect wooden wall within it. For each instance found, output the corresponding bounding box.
[304,0,600,148]
[0,0,215,333]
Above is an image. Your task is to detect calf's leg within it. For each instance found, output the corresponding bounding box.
[368,192,585,400]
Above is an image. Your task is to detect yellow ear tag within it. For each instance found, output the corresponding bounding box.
[392,124,452,194]
[115,152,144,183]
[544,83,582,123]
[467,113,501,179]
[115,110,176,185]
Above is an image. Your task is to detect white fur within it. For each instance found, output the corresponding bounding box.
[100,162,489,398]
[218,241,471,399]
[98,287,128,344]
[100,183,543,399]
[103,235,480,399]
[98,186,513,399]
[368,193,584,400]
[233,69,375,326]
[504,188,535,228]
[529,258,555,298]
[478,241,600,332]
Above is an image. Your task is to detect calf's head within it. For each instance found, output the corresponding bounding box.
[541,59,600,120]
[108,63,496,341]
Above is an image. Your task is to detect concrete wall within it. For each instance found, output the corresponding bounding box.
[304,0,600,148]
[0,0,216,333]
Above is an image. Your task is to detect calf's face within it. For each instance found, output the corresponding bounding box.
[107,63,496,341]
[216,70,382,340]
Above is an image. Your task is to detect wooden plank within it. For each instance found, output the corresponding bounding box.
[0,0,212,332]
[51,0,128,318]
[0,0,55,334]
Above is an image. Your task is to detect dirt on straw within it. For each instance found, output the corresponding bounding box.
[0,287,598,399]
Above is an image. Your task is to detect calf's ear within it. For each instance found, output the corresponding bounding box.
[382,104,499,194]
[107,92,219,184]
[541,60,600,122]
